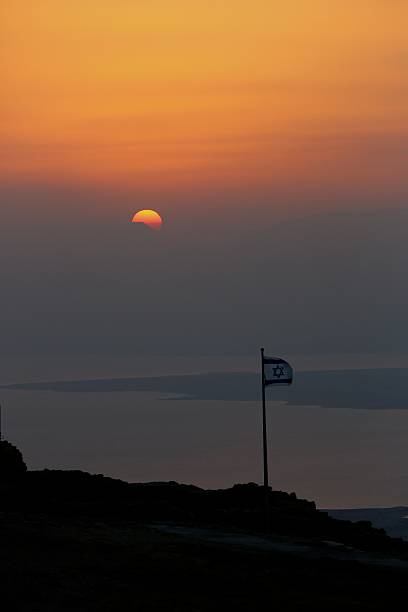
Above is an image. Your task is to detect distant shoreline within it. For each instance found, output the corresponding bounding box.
[3,368,408,410]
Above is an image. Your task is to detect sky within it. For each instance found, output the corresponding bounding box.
[1,0,407,363]
[2,0,408,198]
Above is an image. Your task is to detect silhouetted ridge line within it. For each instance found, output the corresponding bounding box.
[1,469,407,555]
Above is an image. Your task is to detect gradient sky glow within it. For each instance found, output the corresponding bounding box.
[2,1,408,197]
[1,1,407,359]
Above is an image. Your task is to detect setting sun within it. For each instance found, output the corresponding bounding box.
[131,209,163,231]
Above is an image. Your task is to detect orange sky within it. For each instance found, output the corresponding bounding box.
[1,0,407,196]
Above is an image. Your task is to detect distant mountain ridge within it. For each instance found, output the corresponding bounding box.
[327,507,408,540]
[4,368,408,410]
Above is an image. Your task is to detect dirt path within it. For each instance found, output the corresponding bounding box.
[152,523,408,570]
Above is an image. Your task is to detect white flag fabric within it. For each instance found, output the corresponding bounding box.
[263,356,293,386]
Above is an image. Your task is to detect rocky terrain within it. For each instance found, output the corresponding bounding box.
[2,441,408,610]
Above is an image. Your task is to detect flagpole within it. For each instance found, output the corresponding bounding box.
[261,348,268,489]
[261,348,270,532]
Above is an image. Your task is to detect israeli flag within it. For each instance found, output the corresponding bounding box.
[263,356,293,386]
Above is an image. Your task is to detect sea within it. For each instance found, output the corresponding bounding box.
[2,352,408,509]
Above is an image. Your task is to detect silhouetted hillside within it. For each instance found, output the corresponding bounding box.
[1,469,406,556]
[2,468,408,611]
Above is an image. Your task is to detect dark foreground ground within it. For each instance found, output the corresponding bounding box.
[2,471,408,611]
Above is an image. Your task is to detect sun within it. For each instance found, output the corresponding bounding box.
[131,209,163,231]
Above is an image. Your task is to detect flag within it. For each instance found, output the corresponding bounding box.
[263,356,293,386]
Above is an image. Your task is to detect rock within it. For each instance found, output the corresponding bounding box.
[0,440,27,482]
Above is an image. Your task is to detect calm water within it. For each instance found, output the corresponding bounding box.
[2,352,408,508]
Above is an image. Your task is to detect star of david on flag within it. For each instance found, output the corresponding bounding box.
[263,356,293,386]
